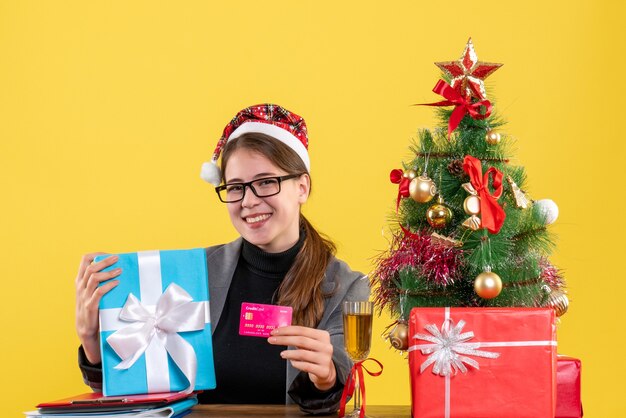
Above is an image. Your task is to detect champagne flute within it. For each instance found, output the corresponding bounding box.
[342,301,373,418]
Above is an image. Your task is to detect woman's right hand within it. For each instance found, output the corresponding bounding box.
[75,253,122,364]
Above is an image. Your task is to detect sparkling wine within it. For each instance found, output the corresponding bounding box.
[343,313,373,360]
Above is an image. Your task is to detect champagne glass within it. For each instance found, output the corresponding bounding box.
[342,301,373,418]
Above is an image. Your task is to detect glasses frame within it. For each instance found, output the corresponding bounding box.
[214,173,304,203]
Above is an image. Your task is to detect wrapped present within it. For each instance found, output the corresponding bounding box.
[96,249,216,396]
[556,355,583,418]
[409,307,556,418]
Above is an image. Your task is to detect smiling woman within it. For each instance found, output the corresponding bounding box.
[74,103,370,414]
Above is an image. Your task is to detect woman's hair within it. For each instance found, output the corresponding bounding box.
[221,132,336,328]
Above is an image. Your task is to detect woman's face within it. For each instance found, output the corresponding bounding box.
[223,148,310,253]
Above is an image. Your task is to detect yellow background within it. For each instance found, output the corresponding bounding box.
[1,1,623,416]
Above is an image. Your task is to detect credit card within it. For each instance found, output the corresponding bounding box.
[239,302,293,337]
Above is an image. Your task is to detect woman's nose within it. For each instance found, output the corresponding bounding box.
[241,185,262,207]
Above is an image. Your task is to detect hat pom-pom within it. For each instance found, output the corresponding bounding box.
[201,161,222,186]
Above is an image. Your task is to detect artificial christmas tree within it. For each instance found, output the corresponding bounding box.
[372,39,567,418]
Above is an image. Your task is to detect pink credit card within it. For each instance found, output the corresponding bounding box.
[239,302,293,337]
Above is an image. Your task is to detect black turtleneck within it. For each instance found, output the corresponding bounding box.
[199,235,304,404]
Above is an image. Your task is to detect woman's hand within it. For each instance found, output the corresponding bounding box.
[268,325,336,391]
[75,253,121,364]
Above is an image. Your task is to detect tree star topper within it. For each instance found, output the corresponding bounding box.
[435,38,502,100]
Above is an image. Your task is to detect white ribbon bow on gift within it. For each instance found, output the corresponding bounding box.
[412,318,500,376]
[106,283,206,393]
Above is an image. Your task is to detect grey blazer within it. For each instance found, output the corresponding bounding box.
[206,238,370,413]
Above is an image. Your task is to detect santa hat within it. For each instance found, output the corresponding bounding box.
[200,104,310,186]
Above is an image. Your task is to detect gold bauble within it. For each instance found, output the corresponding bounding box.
[463,195,481,215]
[409,175,437,203]
[387,321,409,351]
[404,169,418,180]
[474,271,503,299]
[485,130,501,145]
[426,197,452,229]
[547,290,569,317]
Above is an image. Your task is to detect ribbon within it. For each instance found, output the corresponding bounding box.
[417,80,492,139]
[411,318,500,376]
[100,251,210,394]
[390,169,410,211]
[408,307,557,418]
[462,155,506,234]
[338,358,383,418]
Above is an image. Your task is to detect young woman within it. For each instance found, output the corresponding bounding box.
[74,104,369,413]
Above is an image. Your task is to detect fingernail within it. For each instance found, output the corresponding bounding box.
[111,255,119,262]
[280,351,286,358]
[270,329,277,336]
[114,268,122,274]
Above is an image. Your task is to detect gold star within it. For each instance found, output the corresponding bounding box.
[435,38,502,100]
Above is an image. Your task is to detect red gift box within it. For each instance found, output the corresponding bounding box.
[409,307,557,418]
[556,355,583,418]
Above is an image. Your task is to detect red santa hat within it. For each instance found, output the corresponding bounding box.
[200,104,310,186]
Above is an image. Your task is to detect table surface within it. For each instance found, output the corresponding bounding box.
[188,404,411,418]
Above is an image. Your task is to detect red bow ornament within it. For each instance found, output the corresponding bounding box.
[417,80,493,139]
[338,358,383,418]
[462,155,506,234]
[390,169,411,211]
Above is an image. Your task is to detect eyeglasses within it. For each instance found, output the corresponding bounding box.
[215,174,303,203]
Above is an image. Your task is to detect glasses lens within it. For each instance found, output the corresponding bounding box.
[221,184,244,202]
[251,178,281,197]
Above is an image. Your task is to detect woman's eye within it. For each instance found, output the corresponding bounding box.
[226,185,243,193]
[259,180,274,186]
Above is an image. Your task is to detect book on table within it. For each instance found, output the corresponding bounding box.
[25,392,198,417]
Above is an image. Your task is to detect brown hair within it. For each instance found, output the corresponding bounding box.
[220,132,336,328]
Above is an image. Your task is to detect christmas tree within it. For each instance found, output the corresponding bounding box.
[373,39,567,351]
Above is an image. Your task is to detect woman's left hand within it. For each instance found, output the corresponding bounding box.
[268,325,336,391]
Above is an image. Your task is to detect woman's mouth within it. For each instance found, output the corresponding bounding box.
[244,213,271,224]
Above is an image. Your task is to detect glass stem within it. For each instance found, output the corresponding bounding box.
[353,374,361,412]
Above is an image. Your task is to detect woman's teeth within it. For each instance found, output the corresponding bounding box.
[245,214,271,223]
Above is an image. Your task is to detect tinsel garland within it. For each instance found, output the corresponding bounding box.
[372,228,465,310]
[539,258,565,289]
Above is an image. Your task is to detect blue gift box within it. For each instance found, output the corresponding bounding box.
[96,249,216,396]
